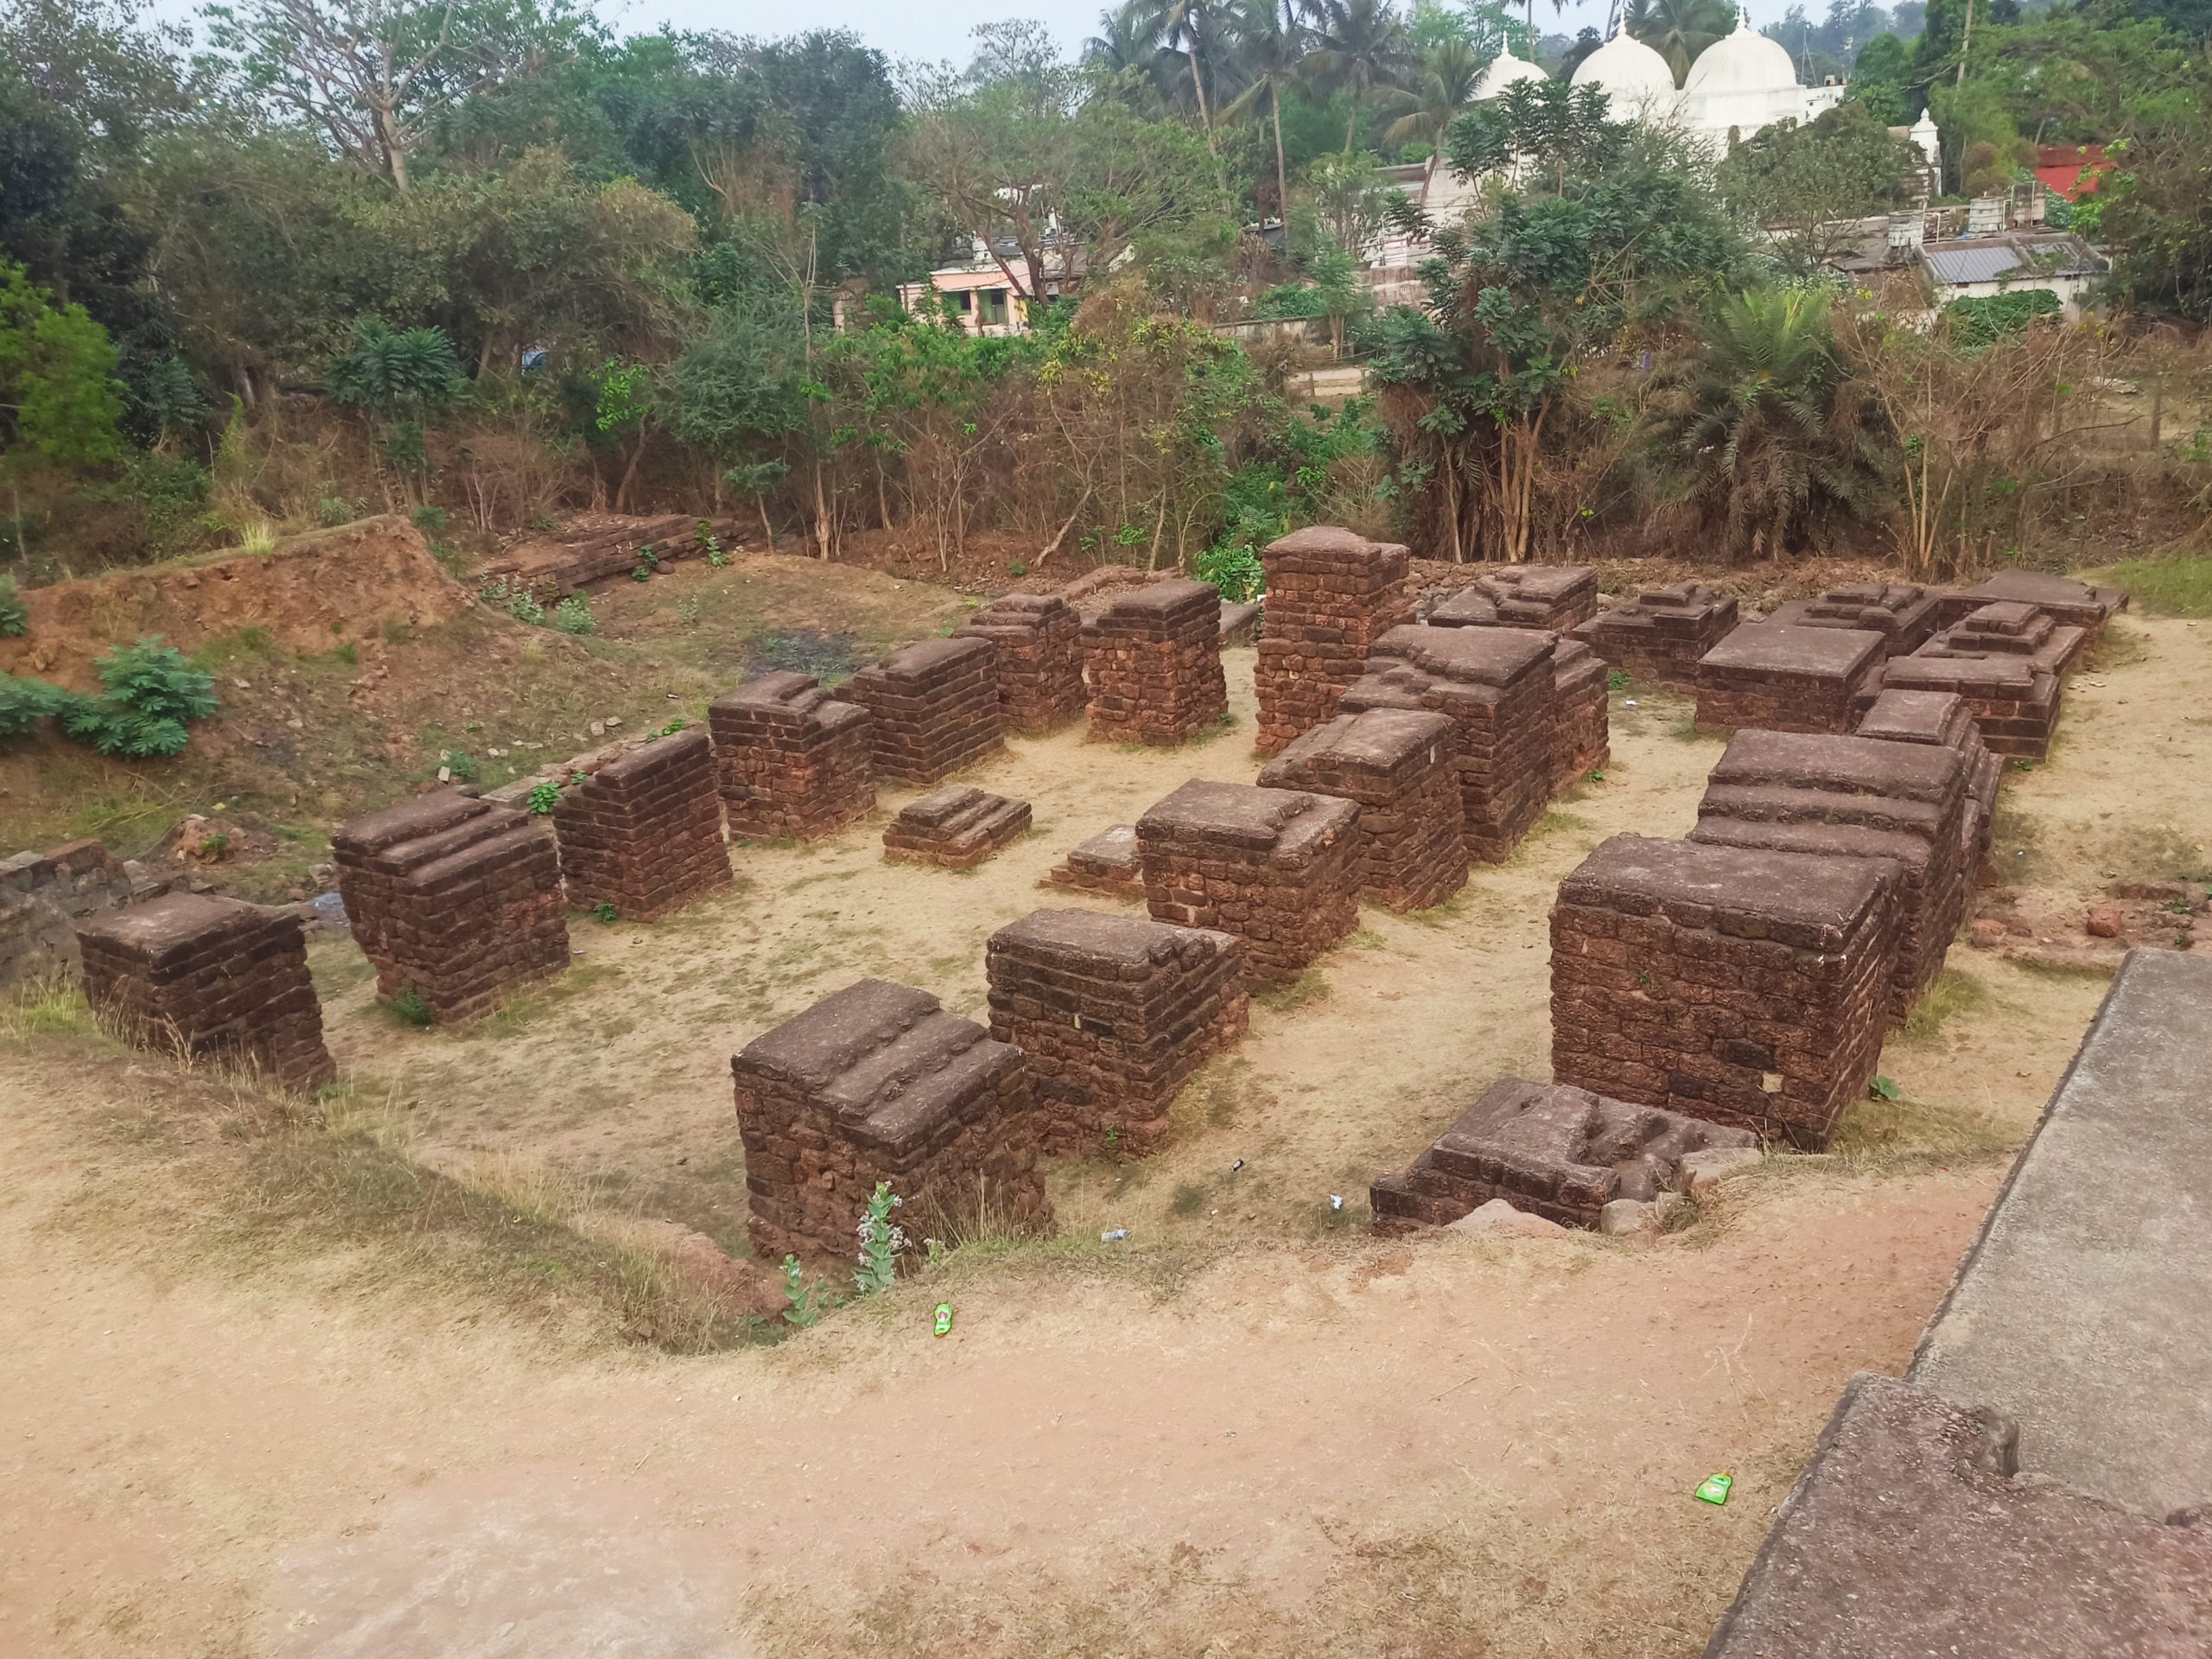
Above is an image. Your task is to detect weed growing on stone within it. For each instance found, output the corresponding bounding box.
[854,1181,905,1295]
[526,782,560,815]
[388,986,431,1027]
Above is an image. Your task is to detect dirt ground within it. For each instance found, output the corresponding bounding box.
[2,601,2208,1659]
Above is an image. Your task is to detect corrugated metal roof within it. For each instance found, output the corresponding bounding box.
[1923,238,2105,285]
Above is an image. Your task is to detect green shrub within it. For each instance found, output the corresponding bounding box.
[0,671,81,747]
[0,577,25,638]
[439,749,478,781]
[410,503,448,533]
[388,985,431,1027]
[1942,289,2063,349]
[526,781,560,815]
[316,495,356,527]
[592,899,618,923]
[853,1181,905,1295]
[553,595,595,635]
[508,589,546,626]
[1196,540,1265,603]
[60,637,219,759]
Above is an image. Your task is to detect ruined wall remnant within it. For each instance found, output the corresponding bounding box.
[954,593,1086,734]
[707,671,875,839]
[1257,708,1466,912]
[1570,583,1739,690]
[1694,622,1886,735]
[1,840,171,990]
[1856,688,1999,866]
[1253,526,1413,755]
[550,728,729,921]
[1427,566,1599,632]
[1084,579,1229,746]
[846,637,1005,784]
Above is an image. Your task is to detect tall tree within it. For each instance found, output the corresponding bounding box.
[1376,35,1482,183]
[1305,0,1413,148]
[1218,0,1308,215]
[1624,0,1733,86]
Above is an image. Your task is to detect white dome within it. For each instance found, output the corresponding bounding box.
[1684,10,1801,97]
[1474,49,1547,100]
[1571,32,1678,110]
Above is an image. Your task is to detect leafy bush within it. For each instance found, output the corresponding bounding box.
[591,899,618,923]
[1196,541,1265,603]
[315,495,357,527]
[780,1255,827,1327]
[0,672,81,748]
[553,595,596,635]
[389,985,431,1027]
[60,638,220,759]
[1941,289,2063,350]
[411,504,447,533]
[0,576,25,637]
[853,1180,905,1295]
[508,588,546,626]
[122,454,213,555]
[439,749,478,781]
[1253,283,1327,321]
[526,781,561,814]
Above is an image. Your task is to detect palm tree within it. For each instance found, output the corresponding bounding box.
[1624,0,1733,86]
[1219,0,1309,218]
[1164,0,1224,149]
[1374,38,1482,195]
[1303,0,1414,149]
[1084,1,1180,111]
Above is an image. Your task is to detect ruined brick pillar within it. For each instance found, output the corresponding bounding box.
[1135,779,1361,985]
[1860,652,2062,760]
[1256,707,1466,912]
[846,637,1005,784]
[1548,636,1611,787]
[954,593,1086,734]
[1570,583,1740,690]
[1339,625,1558,863]
[1550,834,1896,1148]
[550,728,729,921]
[1085,579,1230,745]
[1428,607,1611,791]
[707,671,875,838]
[1691,729,1973,1023]
[1694,621,1886,734]
[1857,687,2000,867]
[1253,526,1413,754]
[332,789,569,1023]
[78,892,334,1089]
[985,908,1248,1155]
[731,979,1052,1264]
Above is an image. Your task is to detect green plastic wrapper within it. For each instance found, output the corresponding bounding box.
[1695,1471,1733,1506]
[932,1302,954,1338]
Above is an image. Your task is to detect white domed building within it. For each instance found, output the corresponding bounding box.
[1681,9,1845,152]
[1569,30,1681,124]
[1471,48,1547,102]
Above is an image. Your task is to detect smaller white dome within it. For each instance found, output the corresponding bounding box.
[1474,49,1547,100]
[1684,9,1801,97]
[1571,32,1678,111]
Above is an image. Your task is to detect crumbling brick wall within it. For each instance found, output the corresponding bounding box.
[1551,834,1895,1147]
[1935,569,2127,639]
[1370,1078,1758,1232]
[1694,622,1886,734]
[1045,825,1146,899]
[1257,708,1466,912]
[708,671,875,838]
[1136,779,1361,985]
[1570,583,1739,690]
[332,789,569,1023]
[1764,583,1943,658]
[731,978,1052,1264]
[1085,579,1230,745]
[1690,730,1971,1023]
[1857,688,1999,867]
[1253,526,1413,754]
[882,786,1030,869]
[1339,625,1557,863]
[847,637,1005,784]
[1862,652,2061,760]
[1,839,170,990]
[985,908,1248,1156]
[954,593,1086,734]
[1427,566,1599,632]
[78,892,334,1090]
[550,728,729,921]
[1548,637,1611,787]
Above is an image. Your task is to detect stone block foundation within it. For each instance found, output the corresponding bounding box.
[985,908,1248,1156]
[1550,834,1894,1147]
[847,637,1004,784]
[1085,579,1230,745]
[78,892,334,1089]
[731,978,1052,1265]
[1856,687,1999,866]
[1695,622,1885,734]
[1860,652,2061,760]
[1257,708,1466,912]
[1253,525,1412,754]
[1922,601,2087,677]
[550,728,729,921]
[882,785,1031,869]
[954,593,1086,734]
[1935,569,2127,639]
[332,789,569,1023]
[1136,779,1361,986]
[1764,582,1944,657]
[1427,565,1599,632]
[1570,583,1739,690]
[708,671,875,838]
[1045,825,1146,899]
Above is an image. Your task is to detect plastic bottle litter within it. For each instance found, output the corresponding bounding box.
[1101,1229,1130,1242]
[931,1302,954,1338]
[1230,1159,1245,1173]
[1694,1471,1733,1507]
[1329,1194,1344,1211]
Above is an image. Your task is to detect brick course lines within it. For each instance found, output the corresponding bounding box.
[1856,688,2000,867]
[1253,526,1413,754]
[1570,583,1739,690]
[1921,601,2088,677]
[550,728,730,921]
[1085,579,1230,745]
[846,637,1005,785]
[1695,622,1885,734]
[1426,565,1599,632]
[1550,834,1894,1148]
[731,978,1052,1265]
[79,892,334,1089]
[881,785,1031,870]
[708,672,875,838]
[1860,652,2062,760]
[953,593,1086,734]
[1257,708,1466,912]
[985,908,1248,1156]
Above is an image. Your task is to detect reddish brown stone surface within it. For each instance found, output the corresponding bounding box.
[1570,583,1740,690]
[847,637,1005,784]
[1218,600,1263,645]
[1257,708,1466,912]
[1551,834,1894,1147]
[953,593,1086,734]
[1934,569,2128,639]
[1253,526,1413,754]
[1135,779,1361,986]
[549,728,729,921]
[1085,579,1230,745]
[1764,583,1945,658]
[1427,565,1599,632]
[1370,1077,1758,1232]
[78,892,334,1089]
[1922,601,2088,677]
[332,789,569,1023]
[1044,825,1146,899]
[1548,635,1611,786]
[708,672,875,839]
[1860,652,2061,760]
[1856,688,2000,867]
[881,785,1031,869]
[1691,730,1972,1023]
[730,978,1052,1265]
[985,908,1248,1155]
[1695,622,1885,734]
[1340,625,1557,863]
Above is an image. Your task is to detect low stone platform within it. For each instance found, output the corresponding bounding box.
[79,892,334,1090]
[953,593,1086,734]
[1691,730,1972,1022]
[2,838,170,992]
[730,979,1052,1265]
[1086,579,1230,745]
[1254,526,1412,754]
[1136,779,1361,986]
[847,637,1004,784]
[1703,1372,2212,1659]
[1341,625,1557,863]
[332,789,569,1023]
[1936,569,2128,638]
[881,785,1031,869]
[1044,825,1146,899]
[1856,688,2000,865]
[550,728,729,921]
[708,672,875,839]
[1552,835,1894,1147]
[1923,601,2088,677]
[1427,565,1599,632]
[1695,622,1885,734]
[1571,583,1740,690]
[985,908,1248,1156]
[1764,582,1944,657]
[1257,708,1466,912]
[1370,1078,1758,1233]
[1861,651,2061,759]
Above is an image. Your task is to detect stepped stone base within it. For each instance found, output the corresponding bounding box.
[954,593,1086,734]
[1764,582,1943,658]
[1257,708,1466,912]
[1427,565,1599,632]
[882,785,1031,869]
[1695,623,1885,734]
[1856,688,2000,866]
[1045,826,1146,899]
[1571,583,1740,690]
